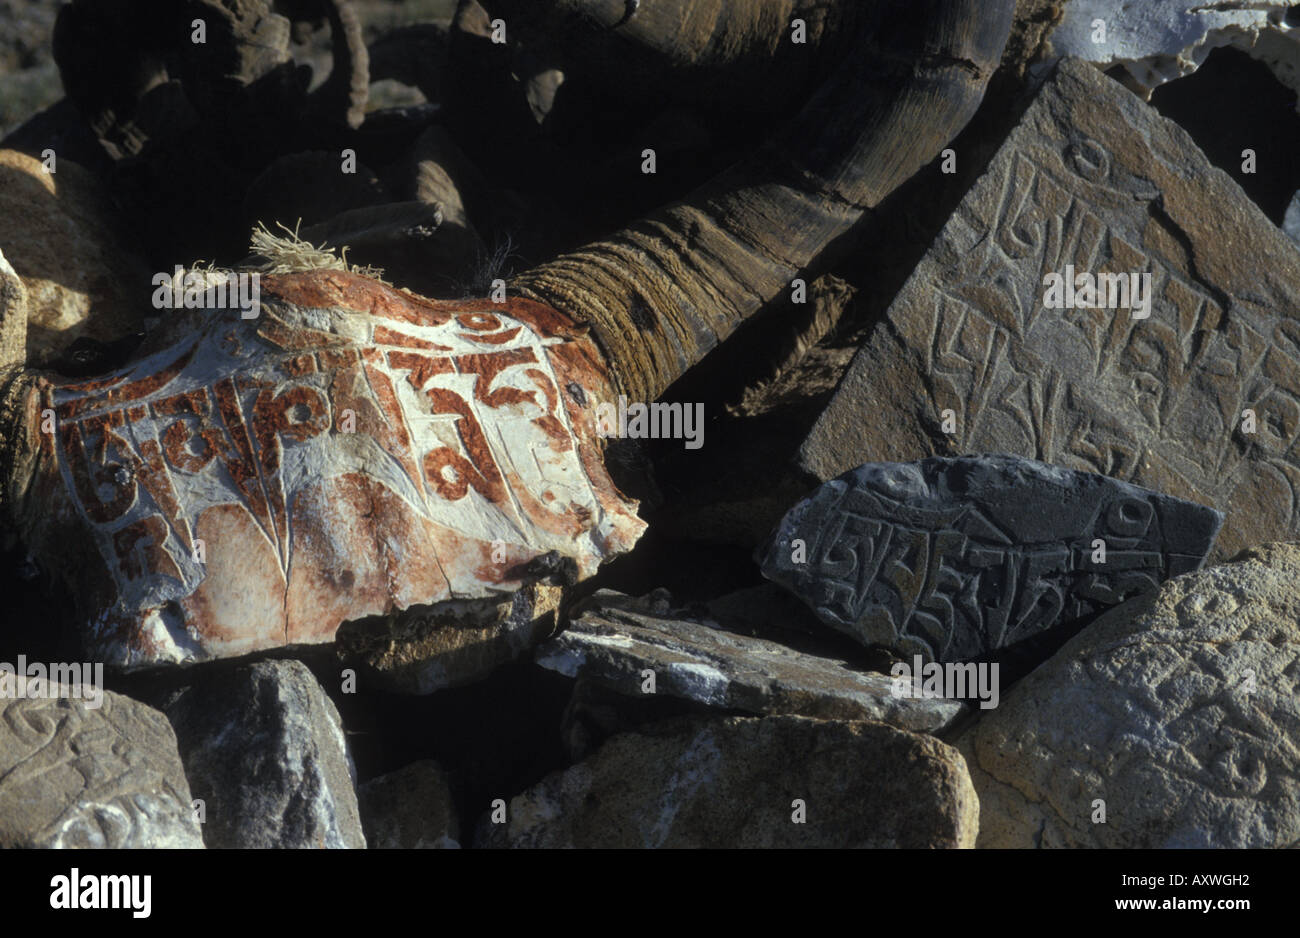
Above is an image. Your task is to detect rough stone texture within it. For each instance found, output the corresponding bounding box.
[0,64,61,141]
[0,1,61,138]
[1000,0,1064,80]
[762,455,1222,662]
[537,590,965,732]
[0,149,148,365]
[1044,1,1300,99]
[4,270,645,669]
[335,580,562,694]
[0,247,26,370]
[960,542,1300,849]
[161,659,365,849]
[0,686,204,848]
[801,58,1300,564]
[1286,190,1300,249]
[358,759,459,849]
[0,0,59,75]
[477,714,979,848]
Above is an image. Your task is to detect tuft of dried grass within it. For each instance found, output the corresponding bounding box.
[247,220,386,280]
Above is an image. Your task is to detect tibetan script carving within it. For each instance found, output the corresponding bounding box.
[761,455,1222,662]
[13,271,645,668]
[0,690,202,848]
[800,58,1300,561]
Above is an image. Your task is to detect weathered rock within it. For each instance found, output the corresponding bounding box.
[0,0,59,75]
[961,542,1300,849]
[801,58,1300,563]
[161,659,365,849]
[358,760,459,849]
[1286,190,1300,248]
[537,590,965,732]
[0,149,148,365]
[524,67,565,126]
[1043,1,1300,98]
[0,64,62,141]
[476,714,979,848]
[762,455,1222,662]
[0,686,203,848]
[335,580,563,694]
[0,247,25,369]
[999,0,1065,81]
[4,270,644,669]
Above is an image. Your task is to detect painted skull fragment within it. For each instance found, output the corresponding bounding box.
[12,272,645,668]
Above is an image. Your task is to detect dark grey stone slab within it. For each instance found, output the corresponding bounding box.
[760,454,1222,662]
[161,659,365,849]
[798,57,1300,564]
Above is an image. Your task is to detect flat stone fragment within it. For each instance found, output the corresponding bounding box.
[800,57,1300,563]
[476,715,978,849]
[358,760,460,849]
[960,542,1300,848]
[0,687,203,848]
[335,580,563,694]
[536,590,965,733]
[761,455,1221,663]
[160,659,365,849]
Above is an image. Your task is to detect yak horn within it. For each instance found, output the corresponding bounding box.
[512,0,1015,403]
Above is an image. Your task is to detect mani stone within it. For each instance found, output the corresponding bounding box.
[760,455,1222,663]
[799,57,1300,563]
[960,542,1300,848]
[475,715,978,849]
[0,688,203,848]
[160,659,365,849]
[8,269,644,669]
[536,590,965,733]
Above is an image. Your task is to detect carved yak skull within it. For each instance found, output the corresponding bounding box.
[0,0,1015,669]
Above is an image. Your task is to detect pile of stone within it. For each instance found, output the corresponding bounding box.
[1,0,1299,849]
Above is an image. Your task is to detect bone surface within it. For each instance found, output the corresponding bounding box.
[9,271,644,668]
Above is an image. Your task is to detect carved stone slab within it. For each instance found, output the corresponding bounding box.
[800,58,1300,563]
[536,590,965,733]
[0,688,203,848]
[11,270,645,668]
[961,541,1300,848]
[760,455,1222,662]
